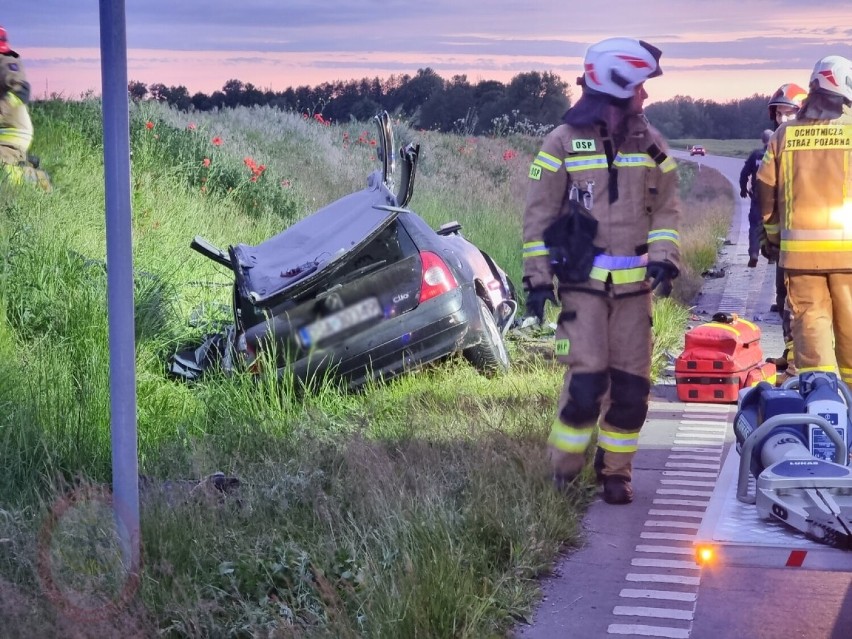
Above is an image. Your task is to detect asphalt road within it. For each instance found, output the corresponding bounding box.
[513,151,852,639]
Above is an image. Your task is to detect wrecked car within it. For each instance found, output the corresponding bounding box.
[169,112,517,388]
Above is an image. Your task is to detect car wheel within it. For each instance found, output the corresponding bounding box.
[464,298,509,376]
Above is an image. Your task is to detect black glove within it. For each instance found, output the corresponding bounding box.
[740,187,748,199]
[646,261,679,292]
[525,286,557,323]
[760,241,780,263]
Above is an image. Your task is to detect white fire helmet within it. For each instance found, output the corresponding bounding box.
[581,38,663,99]
[809,55,852,103]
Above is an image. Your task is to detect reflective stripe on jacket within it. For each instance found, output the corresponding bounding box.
[756,107,852,271]
[522,116,682,295]
[0,52,33,158]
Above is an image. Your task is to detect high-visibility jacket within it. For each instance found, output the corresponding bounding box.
[522,115,681,296]
[0,51,33,162]
[756,106,852,271]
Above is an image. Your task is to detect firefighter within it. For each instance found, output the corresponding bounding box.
[761,83,807,379]
[522,37,681,504]
[739,127,774,268]
[756,55,852,387]
[0,25,33,166]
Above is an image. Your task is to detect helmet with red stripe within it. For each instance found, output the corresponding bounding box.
[581,37,663,99]
[767,83,807,121]
[809,55,852,103]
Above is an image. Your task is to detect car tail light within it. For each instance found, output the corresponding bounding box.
[419,251,458,303]
[241,336,263,373]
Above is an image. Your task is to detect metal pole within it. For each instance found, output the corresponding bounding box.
[98,0,140,570]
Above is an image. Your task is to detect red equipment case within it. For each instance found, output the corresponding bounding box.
[675,314,776,403]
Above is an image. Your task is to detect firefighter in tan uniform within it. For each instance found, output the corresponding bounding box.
[757,55,852,387]
[0,25,34,166]
[522,38,681,504]
[761,83,807,382]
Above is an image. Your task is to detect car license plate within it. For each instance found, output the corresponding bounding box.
[299,297,382,347]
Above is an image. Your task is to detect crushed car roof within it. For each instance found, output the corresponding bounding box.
[230,174,399,303]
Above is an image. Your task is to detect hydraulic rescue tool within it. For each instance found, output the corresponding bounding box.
[733,372,852,549]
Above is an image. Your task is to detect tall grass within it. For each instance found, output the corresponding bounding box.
[0,99,731,636]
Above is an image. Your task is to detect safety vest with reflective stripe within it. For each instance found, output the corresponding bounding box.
[0,53,33,160]
[0,92,33,155]
[756,110,852,271]
[522,119,682,295]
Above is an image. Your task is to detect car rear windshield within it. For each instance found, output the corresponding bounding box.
[328,220,418,286]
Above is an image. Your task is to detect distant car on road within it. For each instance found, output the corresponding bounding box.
[690,145,706,156]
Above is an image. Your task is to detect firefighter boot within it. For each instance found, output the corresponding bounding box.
[595,448,634,505]
[549,446,587,491]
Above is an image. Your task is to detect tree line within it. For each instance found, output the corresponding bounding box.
[128,69,775,139]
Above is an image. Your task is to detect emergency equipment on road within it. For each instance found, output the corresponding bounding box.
[695,372,852,569]
[675,313,776,402]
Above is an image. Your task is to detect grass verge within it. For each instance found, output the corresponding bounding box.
[0,100,733,637]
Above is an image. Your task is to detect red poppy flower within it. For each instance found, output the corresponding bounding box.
[202,158,211,168]
[211,136,223,146]
[145,121,154,130]
[187,122,197,130]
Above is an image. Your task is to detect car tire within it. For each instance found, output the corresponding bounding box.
[464,298,510,376]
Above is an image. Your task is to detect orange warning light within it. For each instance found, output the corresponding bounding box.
[696,545,715,565]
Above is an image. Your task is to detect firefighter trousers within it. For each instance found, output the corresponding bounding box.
[547,289,652,481]
[786,271,852,386]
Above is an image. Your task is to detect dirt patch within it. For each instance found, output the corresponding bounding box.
[686,163,736,203]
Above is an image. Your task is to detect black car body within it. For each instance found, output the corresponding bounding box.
[170,113,517,387]
[690,145,706,156]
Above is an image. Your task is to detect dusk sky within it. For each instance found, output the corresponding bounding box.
[5,1,852,104]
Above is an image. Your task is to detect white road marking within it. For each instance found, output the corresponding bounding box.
[683,404,730,412]
[648,509,705,519]
[608,623,691,638]
[644,521,700,531]
[619,589,697,602]
[673,433,725,440]
[626,573,700,586]
[656,488,714,497]
[662,470,718,478]
[653,499,709,507]
[631,558,701,570]
[640,532,696,542]
[660,479,717,488]
[635,545,694,556]
[664,462,720,471]
[613,606,694,620]
[607,381,733,637]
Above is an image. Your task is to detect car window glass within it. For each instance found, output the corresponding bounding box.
[329,220,418,286]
